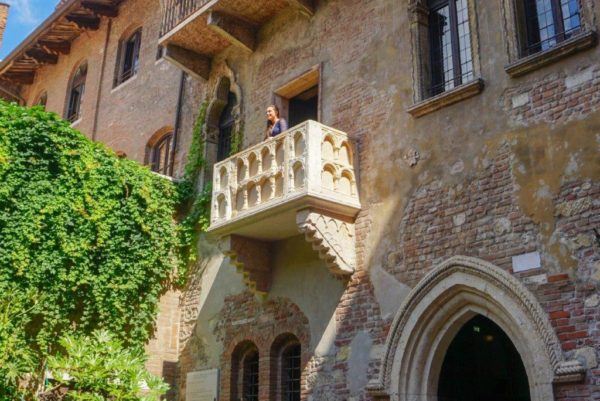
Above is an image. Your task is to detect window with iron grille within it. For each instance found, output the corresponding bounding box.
[281,344,301,401]
[115,29,142,86]
[428,0,474,96]
[242,350,259,401]
[520,0,581,56]
[150,132,173,176]
[66,63,87,122]
[217,91,237,161]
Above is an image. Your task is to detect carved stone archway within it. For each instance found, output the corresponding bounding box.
[366,256,585,401]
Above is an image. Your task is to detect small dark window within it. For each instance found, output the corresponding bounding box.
[288,86,318,127]
[521,0,581,56]
[281,344,301,401]
[150,132,173,176]
[428,0,474,96]
[217,92,237,161]
[156,45,165,60]
[66,63,87,122]
[242,349,259,401]
[115,29,142,86]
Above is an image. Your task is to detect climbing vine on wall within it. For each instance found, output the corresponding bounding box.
[176,100,212,285]
[0,101,179,371]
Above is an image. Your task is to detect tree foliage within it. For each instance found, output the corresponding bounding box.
[0,101,179,368]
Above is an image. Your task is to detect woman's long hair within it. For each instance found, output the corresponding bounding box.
[266,105,280,128]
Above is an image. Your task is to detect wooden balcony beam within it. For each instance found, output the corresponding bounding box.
[38,40,71,54]
[25,49,59,65]
[164,45,211,81]
[81,1,119,18]
[66,14,101,30]
[207,11,258,52]
[287,0,315,16]
[4,72,35,84]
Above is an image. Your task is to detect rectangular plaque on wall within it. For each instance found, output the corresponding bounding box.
[186,369,220,401]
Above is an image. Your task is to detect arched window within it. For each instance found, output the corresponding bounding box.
[66,63,87,122]
[149,131,173,176]
[231,341,259,401]
[242,348,259,401]
[217,92,237,161]
[280,343,301,401]
[115,28,142,86]
[35,91,47,109]
[270,334,302,401]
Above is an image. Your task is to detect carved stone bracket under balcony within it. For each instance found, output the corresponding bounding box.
[209,121,361,294]
[296,209,355,276]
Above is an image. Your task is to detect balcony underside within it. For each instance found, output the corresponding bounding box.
[160,0,314,79]
[209,192,360,241]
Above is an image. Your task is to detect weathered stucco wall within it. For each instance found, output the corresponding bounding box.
[176,0,599,399]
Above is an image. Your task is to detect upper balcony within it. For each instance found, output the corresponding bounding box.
[208,121,361,294]
[159,0,314,79]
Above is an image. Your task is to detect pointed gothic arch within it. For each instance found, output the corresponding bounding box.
[366,256,585,401]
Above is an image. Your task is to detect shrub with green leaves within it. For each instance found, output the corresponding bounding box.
[0,101,179,354]
[47,330,168,401]
[0,285,39,400]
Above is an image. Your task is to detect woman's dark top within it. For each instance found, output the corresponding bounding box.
[270,119,288,137]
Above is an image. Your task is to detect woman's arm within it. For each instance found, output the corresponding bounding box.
[279,118,288,132]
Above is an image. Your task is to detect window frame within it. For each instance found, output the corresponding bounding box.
[519,0,582,56]
[149,131,174,176]
[65,63,87,123]
[407,0,482,116]
[279,342,301,401]
[114,28,142,87]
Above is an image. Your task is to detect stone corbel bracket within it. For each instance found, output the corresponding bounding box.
[220,235,272,296]
[296,208,356,276]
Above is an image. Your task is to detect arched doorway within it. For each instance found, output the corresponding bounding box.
[366,256,586,401]
[438,314,530,401]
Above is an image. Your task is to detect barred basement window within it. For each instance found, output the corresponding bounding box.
[242,349,259,401]
[428,0,474,96]
[281,343,301,401]
[66,63,87,122]
[519,0,581,56]
[149,131,173,176]
[115,29,142,86]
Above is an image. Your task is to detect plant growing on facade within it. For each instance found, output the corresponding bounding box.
[0,101,179,397]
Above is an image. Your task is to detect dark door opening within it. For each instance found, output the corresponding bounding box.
[217,91,236,161]
[438,315,531,401]
[288,85,318,127]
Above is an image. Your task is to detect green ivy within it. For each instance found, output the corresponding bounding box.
[229,122,244,156]
[0,101,179,359]
[176,100,211,285]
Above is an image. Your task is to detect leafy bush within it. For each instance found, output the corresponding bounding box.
[0,101,179,383]
[0,286,39,400]
[46,330,168,401]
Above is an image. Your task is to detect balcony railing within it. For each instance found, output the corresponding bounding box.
[209,121,361,239]
[160,0,211,37]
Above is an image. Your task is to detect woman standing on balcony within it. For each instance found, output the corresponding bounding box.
[265,105,288,139]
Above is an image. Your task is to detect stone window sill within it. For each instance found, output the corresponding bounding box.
[407,79,484,118]
[505,31,597,78]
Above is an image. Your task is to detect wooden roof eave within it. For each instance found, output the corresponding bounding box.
[0,0,123,81]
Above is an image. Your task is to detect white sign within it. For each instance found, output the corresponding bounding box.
[186,369,219,401]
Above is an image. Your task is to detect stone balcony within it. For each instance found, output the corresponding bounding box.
[159,0,314,79]
[208,121,361,294]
